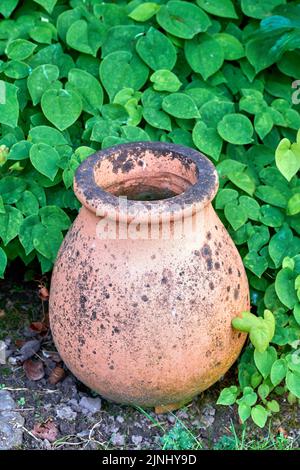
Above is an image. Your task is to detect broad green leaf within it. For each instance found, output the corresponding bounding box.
[217,114,253,145]
[199,99,235,128]
[216,386,238,405]
[196,0,237,18]
[0,80,19,128]
[275,138,300,182]
[100,51,148,100]
[185,34,224,80]
[66,19,106,57]
[215,189,238,209]
[157,1,211,39]
[241,0,284,19]
[19,215,40,255]
[150,70,182,92]
[39,206,70,231]
[30,143,60,181]
[233,311,275,353]
[254,112,273,140]
[275,268,298,309]
[269,225,293,267]
[227,171,255,196]
[0,0,18,18]
[260,205,285,228]
[27,64,60,105]
[243,251,268,277]
[162,93,199,119]
[214,33,244,60]
[0,176,26,204]
[28,126,68,146]
[251,405,268,428]
[32,223,63,262]
[192,121,222,161]
[0,206,23,245]
[287,194,300,216]
[66,68,103,115]
[6,39,37,61]
[238,402,251,423]
[294,303,300,325]
[136,27,177,71]
[0,247,7,278]
[254,346,277,378]
[224,201,247,231]
[16,191,39,217]
[286,370,300,398]
[128,3,161,22]
[41,88,82,131]
[270,359,287,386]
[33,0,57,14]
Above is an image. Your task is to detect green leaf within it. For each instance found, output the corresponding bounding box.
[6,39,37,61]
[269,225,293,268]
[0,0,18,18]
[33,0,57,14]
[27,64,60,105]
[286,370,300,398]
[227,171,255,196]
[217,114,253,145]
[287,193,300,216]
[275,268,298,309]
[217,386,238,405]
[192,121,222,161]
[243,251,269,277]
[275,138,300,182]
[157,1,211,39]
[30,143,60,181]
[251,405,268,428]
[185,34,224,80]
[196,0,237,18]
[100,51,148,100]
[258,383,270,400]
[237,387,258,406]
[215,189,239,209]
[41,88,82,131]
[150,70,181,92]
[32,223,63,262]
[224,201,247,231]
[28,126,68,146]
[66,19,106,56]
[241,0,284,19]
[233,311,275,353]
[136,27,177,71]
[128,3,161,22]
[0,206,23,246]
[162,93,200,119]
[0,247,7,278]
[238,402,251,423]
[254,112,273,140]
[267,400,280,413]
[0,80,19,128]
[66,68,103,115]
[0,176,26,204]
[254,346,278,378]
[19,215,40,255]
[294,303,300,325]
[39,206,70,231]
[16,191,39,217]
[214,33,244,60]
[270,359,287,386]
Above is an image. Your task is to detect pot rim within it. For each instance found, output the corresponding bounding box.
[74,141,219,223]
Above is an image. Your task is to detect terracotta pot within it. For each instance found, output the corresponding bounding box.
[49,142,249,412]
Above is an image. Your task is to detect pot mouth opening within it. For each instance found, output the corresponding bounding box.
[74,142,218,223]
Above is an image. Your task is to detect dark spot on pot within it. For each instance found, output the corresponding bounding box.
[194,250,200,257]
[161,277,168,284]
[227,286,230,292]
[108,283,112,287]
[209,281,214,290]
[207,231,212,240]
[151,254,156,260]
[238,332,242,338]
[109,365,114,370]
[234,288,239,300]
[228,267,233,275]
[201,244,212,258]
[206,258,213,271]
[214,262,220,270]
[93,350,96,354]
[215,225,218,230]
[100,324,105,329]
[91,311,97,320]
[205,350,212,357]
[238,283,240,290]
[105,293,110,299]
[132,302,138,308]
[238,269,241,277]
[179,271,184,276]
[141,295,148,302]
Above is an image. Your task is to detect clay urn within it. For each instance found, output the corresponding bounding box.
[49,142,249,413]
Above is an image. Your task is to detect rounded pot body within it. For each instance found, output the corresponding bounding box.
[49,142,249,409]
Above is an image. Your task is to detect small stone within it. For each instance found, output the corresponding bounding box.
[0,411,24,450]
[79,396,102,414]
[0,391,16,411]
[56,405,77,421]
[131,435,143,446]
[167,415,176,424]
[198,404,215,429]
[116,415,124,424]
[68,398,81,412]
[111,432,125,446]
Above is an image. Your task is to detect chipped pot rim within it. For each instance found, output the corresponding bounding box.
[73,141,219,223]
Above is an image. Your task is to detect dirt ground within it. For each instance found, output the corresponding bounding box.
[0,277,299,450]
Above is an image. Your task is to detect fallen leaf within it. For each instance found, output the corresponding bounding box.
[32,420,58,442]
[48,366,65,385]
[29,321,48,335]
[38,285,49,301]
[15,339,26,348]
[23,358,45,381]
[15,339,41,362]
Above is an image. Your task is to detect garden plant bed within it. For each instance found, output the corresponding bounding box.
[0,278,299,451]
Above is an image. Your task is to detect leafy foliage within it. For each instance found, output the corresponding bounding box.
[0,0,300,428]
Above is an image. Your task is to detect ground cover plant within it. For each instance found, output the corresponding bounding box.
[0,0,300,431]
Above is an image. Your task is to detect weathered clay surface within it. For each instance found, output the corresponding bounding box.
[49,142,249,409]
